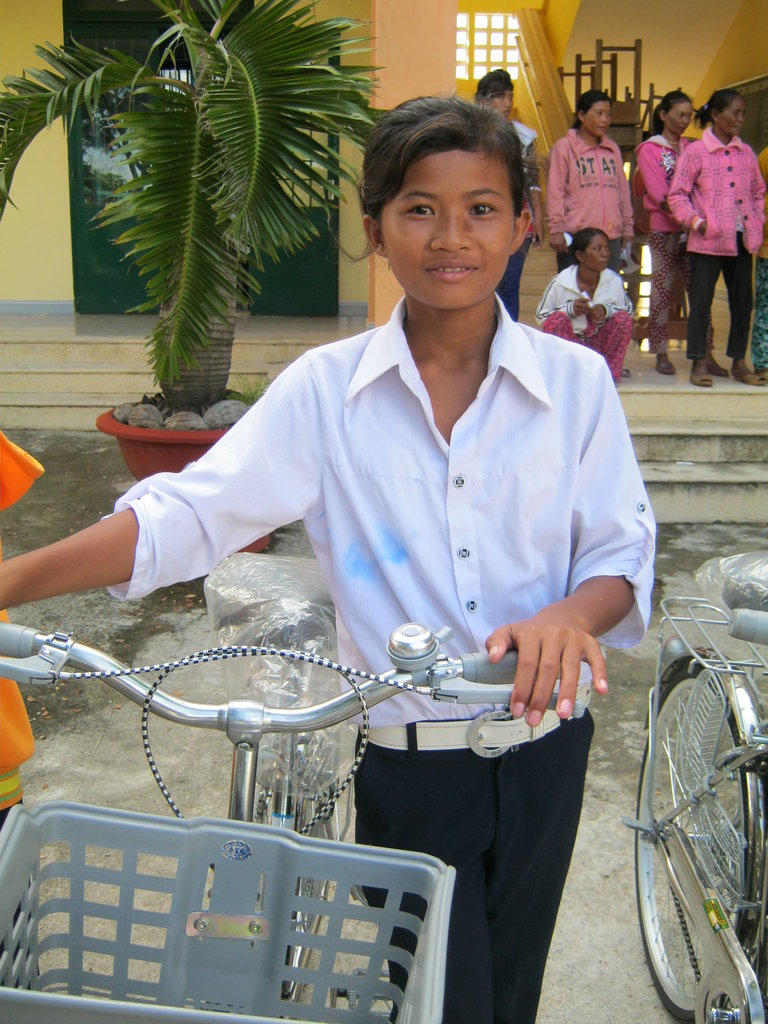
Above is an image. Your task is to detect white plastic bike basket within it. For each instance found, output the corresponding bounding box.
[0,802,454,1024]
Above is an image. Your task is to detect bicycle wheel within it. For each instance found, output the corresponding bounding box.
[634,660,759,1020]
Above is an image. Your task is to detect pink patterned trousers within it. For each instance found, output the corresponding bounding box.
[647,230,714,355]
[542,310,633,382]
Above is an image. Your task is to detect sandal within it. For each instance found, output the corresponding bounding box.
[655,355,675,375]
[690,371,713,388]
[733,372,767,387]
[755,368,768,383]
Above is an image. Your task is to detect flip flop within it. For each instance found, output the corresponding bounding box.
[733,372,766,387]
[755,368,768,383]
[689,372,713,388]
[655,357,675,375]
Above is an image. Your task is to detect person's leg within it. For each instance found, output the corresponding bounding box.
[751,257,768,376]
[607,237,622,273]
[487,714,594,1024]
[647,231,674,366]
[686,250,722,381]
[496,237,531,321]
[721,236,756,376]
[590,311,634,382]
[354,742,497,1024]
[540,310,577,340]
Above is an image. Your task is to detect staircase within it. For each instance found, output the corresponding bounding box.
[1,265,767,523]
[520,246,768,524]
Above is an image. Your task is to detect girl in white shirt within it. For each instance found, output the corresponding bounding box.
[536,227,634,382]
[0,97,654,1024]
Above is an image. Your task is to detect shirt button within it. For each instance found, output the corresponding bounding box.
[457,547,470,559]
[729,181,735,188]
[453,474,465,488]
[727,166,733,171]
[466,600,477,612]
[724,149,730,155]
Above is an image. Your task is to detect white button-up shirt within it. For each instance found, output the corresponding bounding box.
[112,300,655,726]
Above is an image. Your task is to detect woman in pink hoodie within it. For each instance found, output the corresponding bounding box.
[668,88,766,387]
[635,91,721,376]
[546,90,633,274]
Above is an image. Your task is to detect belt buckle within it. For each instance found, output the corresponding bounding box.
[467,710,522,758]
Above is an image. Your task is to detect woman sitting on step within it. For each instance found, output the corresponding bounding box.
[536,227,634,383]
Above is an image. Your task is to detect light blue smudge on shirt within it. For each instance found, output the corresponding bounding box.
[343,528,408,582]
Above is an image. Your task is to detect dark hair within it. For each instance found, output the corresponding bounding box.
[652,90,692,135]
[570,227,609,256]
[572,90,611,129]
[358,96,525,225]
[475,68,514,101]
[694,88,743,128]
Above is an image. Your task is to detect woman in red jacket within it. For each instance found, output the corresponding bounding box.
[668,88,766,387]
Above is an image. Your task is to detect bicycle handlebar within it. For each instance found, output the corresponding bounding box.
[728,608,768,647]
[0,620,534,747]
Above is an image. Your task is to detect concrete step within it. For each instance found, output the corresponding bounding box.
[641,461,768,524]
[629,418,768,463]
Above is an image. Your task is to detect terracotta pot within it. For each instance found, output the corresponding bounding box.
[96,410,270,552]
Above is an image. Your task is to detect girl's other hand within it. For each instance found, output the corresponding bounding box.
[587,303,607,324]
[549,231,568,254]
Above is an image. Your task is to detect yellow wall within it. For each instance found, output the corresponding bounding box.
[367,0,459,324]
[0,1,73,304]
[695,0,768,104]
[540,0,581,66]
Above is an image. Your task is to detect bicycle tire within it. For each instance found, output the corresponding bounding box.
[634,657,762,1020]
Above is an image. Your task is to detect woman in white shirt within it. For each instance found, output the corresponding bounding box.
[536,227,634,382]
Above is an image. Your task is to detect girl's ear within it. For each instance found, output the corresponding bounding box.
[509,207,530,255]
[363,215,387,257]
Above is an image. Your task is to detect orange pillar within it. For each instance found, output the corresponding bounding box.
[367,0,458,325]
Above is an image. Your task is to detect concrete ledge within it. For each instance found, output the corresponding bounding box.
[0,300,75,315]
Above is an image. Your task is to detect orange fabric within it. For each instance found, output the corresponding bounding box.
[0,432,44,809]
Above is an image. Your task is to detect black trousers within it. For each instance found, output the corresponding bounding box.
[687,235,754,360]
[354,713,594,1024]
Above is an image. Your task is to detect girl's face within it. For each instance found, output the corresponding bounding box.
[363,149,528,320]
[575,233,610,274]
[660,101,693,138]
[578,101,612,141]
[712,97,746,140]
[488,89,514,121]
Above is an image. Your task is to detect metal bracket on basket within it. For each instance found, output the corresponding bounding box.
[467,681,592,757]
[186,912,270,941]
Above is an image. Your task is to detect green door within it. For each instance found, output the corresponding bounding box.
[64,1,339,317]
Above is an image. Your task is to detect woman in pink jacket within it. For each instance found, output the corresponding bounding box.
[546,90,634,274]
[668,88,766,387]
[635,90,721,377]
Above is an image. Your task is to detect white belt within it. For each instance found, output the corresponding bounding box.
[367,704,584,759]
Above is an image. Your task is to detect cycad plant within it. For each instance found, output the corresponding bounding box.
[0,0,373,412]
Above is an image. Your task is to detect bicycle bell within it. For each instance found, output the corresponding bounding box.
[387,623,452,672]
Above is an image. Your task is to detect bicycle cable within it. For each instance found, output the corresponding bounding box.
[58,644,417,823]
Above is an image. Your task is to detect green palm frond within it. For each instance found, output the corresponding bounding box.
[0,40,151,215]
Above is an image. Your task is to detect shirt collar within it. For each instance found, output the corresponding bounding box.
[703,126,743,152]
[347,297,552,409]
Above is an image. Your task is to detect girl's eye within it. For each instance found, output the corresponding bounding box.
[408,204,433,215]
[472,203,494,215]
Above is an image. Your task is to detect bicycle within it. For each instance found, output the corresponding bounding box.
[0,614,593,1023]
[627,556,768,1024]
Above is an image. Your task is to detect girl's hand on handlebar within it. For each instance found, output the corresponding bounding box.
[486,619,607,728]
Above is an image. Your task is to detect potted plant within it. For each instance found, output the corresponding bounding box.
[0,0,373,476]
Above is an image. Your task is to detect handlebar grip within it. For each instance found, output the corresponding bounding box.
[460,650,518,685]
[728,608,768,646]
[0,622,40,658]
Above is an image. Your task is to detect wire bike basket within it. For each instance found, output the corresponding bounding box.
[0,802,454,1024]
